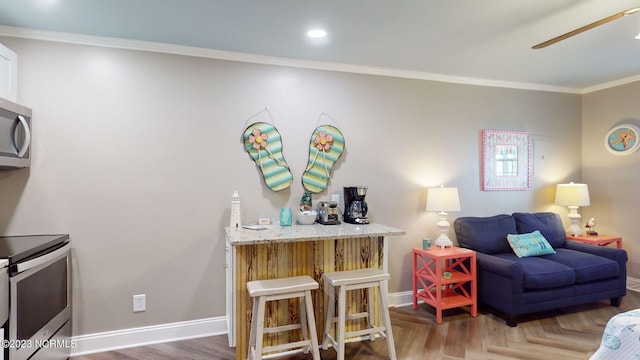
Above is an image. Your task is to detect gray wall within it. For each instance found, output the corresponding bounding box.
[0,37,582,336]
[583,82,640,276]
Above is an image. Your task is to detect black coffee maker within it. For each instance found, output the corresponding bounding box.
[344,186,369,224]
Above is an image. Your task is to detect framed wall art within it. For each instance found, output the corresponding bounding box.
[604,123,640,156]
[482,130,531,191]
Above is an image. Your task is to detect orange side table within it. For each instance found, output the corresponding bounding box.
[412,246,477,324]
[567,234,622,249]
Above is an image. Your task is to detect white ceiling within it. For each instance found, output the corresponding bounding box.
[2,0,640,93]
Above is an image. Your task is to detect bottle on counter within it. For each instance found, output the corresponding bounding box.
[280,208,292,226]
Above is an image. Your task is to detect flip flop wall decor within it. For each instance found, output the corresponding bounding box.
[302,124,345,193]
[243,122,293,191]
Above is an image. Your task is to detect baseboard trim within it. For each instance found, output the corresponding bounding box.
[71,290,413,356]
[388,290,417,308]
[70,316,228,356]
[71,279,639,356]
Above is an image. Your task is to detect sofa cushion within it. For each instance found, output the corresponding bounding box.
[512,212,567,248]
[454,214,515,254]
[545,248,620,283]
[507,230,556,257]
[494,253,576,289]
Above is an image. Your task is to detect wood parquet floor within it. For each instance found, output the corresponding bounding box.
[72,290,640,360]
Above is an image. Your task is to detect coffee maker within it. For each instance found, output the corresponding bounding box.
[317,201,341,225]
[344,186,369,224]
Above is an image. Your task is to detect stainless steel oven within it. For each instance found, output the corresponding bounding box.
[0,259,7,360]
[0,235,71,360]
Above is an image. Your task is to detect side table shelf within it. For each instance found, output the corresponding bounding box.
[412,246,477,324]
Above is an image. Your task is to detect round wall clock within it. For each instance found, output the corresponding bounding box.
[605,124,640,155]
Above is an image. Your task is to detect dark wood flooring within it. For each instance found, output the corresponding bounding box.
[72,290,640,360]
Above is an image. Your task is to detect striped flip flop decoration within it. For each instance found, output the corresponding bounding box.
[243,122,293,191]
[302,125,345,193]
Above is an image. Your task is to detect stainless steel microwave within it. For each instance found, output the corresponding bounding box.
[0,96,31,170]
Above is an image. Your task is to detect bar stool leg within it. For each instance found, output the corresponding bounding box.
[322,280,335,350]
[379,280,397,360]
[304,289,321,360]
[248,296,259,360]
[298,296,309,354]
[249,296,267,360]
[367,286,375,341]
[336,285,347,360]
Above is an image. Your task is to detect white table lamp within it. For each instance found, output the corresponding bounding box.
[426,185,461,248]
[555,182,590,236]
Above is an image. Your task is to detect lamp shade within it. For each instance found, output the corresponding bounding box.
[555,182,590,207]
[426,186,461,212]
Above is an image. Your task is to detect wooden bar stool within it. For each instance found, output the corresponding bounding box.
[322,268,397,360]
[247,275,321,360]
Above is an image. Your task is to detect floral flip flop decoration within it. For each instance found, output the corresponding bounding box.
[243,122,293,192]
[302,125,345,193]
[248,128,268,150]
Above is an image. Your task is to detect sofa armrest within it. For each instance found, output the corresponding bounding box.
[564,241,628,265]
[476,252,524,281]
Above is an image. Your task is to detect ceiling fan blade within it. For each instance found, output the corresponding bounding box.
[532,7,640,49]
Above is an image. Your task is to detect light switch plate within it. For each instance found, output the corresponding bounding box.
[133,294,146,312]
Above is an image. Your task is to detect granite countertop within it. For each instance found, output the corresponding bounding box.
[225,222,405,245]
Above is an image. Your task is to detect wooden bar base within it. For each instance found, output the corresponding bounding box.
[233,237,384,360]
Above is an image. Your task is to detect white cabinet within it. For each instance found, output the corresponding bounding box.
[0,43,17,102]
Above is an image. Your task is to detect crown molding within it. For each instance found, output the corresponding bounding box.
[582,74,640,94]
[0,25,601,95]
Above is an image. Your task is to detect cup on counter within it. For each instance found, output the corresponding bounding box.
[422,238,432,250]
[279,208,292,226]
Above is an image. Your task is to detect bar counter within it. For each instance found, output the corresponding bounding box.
[225,222,405,360]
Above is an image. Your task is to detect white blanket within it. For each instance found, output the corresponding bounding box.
[591,309,640,359]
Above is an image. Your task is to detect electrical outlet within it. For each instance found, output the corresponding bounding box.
[331,193,340,203]
[133,294,146,312]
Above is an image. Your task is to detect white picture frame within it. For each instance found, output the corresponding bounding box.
[482,130,531,191]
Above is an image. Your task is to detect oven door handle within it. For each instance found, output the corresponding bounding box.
[15,243,71,273]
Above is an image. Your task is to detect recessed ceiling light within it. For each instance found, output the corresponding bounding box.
[34,0,59,7]
[307,29,327,39]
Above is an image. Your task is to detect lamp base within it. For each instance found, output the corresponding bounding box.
[567,206,583,236]
[567,224,583,236]
[434,235,453,248]
[435,213,453,248]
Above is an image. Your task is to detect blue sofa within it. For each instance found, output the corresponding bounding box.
[453,212,627,326]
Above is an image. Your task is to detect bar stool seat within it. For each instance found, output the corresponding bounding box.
[322,268,397,360]
[247,275,321,360]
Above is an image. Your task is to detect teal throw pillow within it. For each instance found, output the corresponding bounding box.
[506,230,556,258]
